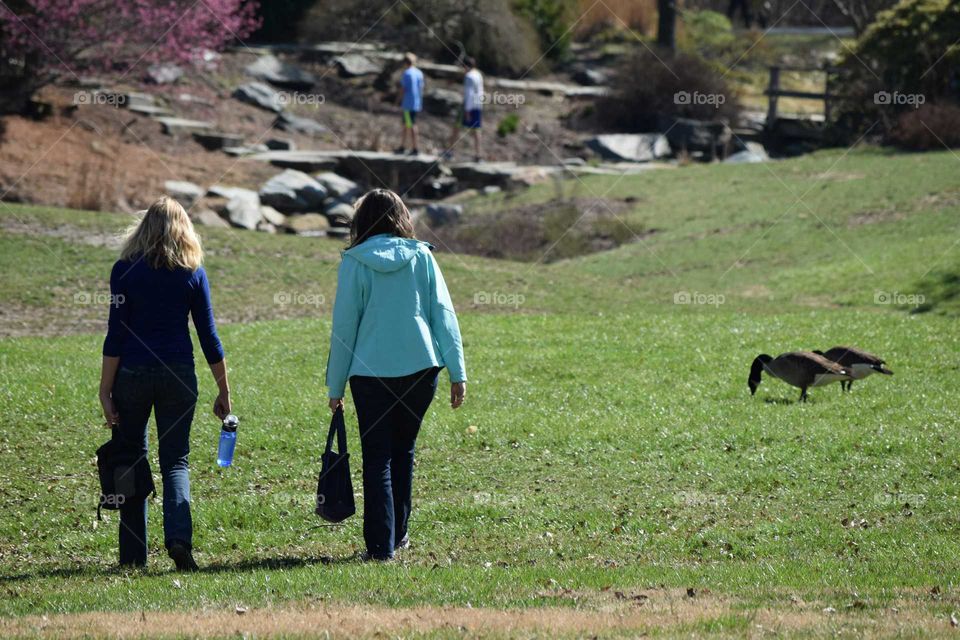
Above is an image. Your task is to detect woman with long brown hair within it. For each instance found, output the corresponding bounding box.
[326,188,466,561]
[99,196,231,571]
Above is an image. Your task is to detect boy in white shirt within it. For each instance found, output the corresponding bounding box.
[443,57,483,162]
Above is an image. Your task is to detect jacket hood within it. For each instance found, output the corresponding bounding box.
[344,234,431,273]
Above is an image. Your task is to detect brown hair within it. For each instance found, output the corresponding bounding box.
[349,189,416,248]
[120,196,203,270]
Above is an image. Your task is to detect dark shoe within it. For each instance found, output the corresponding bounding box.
[393,147,406,155]
[440,150,453,161]
[408,148,419,156]
[167,542,199,572]
[360,551,394,562]
[473,155,482,163]
[396,535,410,550]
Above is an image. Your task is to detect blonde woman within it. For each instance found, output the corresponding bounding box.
[99,196,231,571]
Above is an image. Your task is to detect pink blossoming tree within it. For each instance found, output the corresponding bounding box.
[0,0,260,111]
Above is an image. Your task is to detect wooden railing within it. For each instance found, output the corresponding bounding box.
[765,65,839,125]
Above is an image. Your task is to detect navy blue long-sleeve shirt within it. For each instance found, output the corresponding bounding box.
[102,259,225,366]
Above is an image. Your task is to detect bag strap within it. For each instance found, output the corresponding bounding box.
[325,407,348,455]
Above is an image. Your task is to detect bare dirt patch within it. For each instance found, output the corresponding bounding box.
[0,591,952,639]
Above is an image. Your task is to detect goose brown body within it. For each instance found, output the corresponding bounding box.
[748,351,853,402]
[813,346,893,391]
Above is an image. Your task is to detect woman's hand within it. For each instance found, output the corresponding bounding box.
[100,391,119,427]
[329,398,344,413]
[213,390,231,420]
[450,382,466,409]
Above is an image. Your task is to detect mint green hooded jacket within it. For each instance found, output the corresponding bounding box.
[325,234,467,398]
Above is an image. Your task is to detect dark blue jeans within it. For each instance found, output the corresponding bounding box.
[112,363,198,566]
[350,367,439,559]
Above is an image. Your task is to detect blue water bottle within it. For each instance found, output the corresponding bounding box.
[217,414,239,467]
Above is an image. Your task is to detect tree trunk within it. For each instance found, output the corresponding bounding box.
[657,0,677,52]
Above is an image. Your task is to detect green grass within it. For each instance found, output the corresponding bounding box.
[1,148,959,635]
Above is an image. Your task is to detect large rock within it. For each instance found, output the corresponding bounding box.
[164,180,204,207]
[425,203,462,226]
[273,111,328,136]
[449,162,519,189]
[191,208,230,228]
[146,63,183,84]
[323,199,355,225]
[192,131,245,151]
[157,117,214,135]
[333,54,382,77]
[233,82,284,112]
[259,205,287,226]
[245,54,316,90]
[662,117,732,158]
[265,138,295,151]
[259,169,328,212]
[586,134,671,163]
[423,88,462,116]
[249,150,442,194]
[286,213,331,235]
[724,141,769,163]
[315,172,361,199]
[225,190,262,230]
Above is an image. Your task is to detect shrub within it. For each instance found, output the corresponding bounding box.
[597,48,740,132]
[514,0,578,62]
[889,103,960,150]
[678,10,737,60]
[497,114,520,137]
[831,0,960,139]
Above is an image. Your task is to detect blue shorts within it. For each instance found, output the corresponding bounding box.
[461,109,482,129]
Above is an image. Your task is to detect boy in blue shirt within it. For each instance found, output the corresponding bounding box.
[396,52,424,156]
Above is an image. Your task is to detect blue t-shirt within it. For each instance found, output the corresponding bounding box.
[102,258,225,367]
[400,66,424,112]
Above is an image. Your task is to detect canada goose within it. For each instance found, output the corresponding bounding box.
[812,346,893,392]
[748,351,853,402]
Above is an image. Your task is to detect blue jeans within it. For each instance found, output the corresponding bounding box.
[350,367,439,559]
[112,363,198,566]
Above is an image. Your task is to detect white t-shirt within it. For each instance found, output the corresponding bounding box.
[463,69,483,111]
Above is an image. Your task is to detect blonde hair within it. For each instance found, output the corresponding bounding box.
[120,196,203,270]
[403,52,417,66]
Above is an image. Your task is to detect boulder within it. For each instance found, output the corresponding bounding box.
[192,131,246,151]
[323,199,355,225]
[265,138,296,151]
[573,68,607,86]
[128,104,173,117]
[124,92,156,109]
[724,143,769,164]
[146,63,184,84]
[586,134,671,163]
[315,172,361,199]
[257,221,277,234]
[424,88,462,116]
[207,185,248,200]
[157,117,214,135]
[259,169,328,212]
[191,208,230,228]
[164,180,204,207]
[286,213,331,235]
[225,190,262,230]
[662,117,732,158]
[273,111,328,136]
[223,143,270,157]
[332,54,382,77]
[425,203,463,226]
[245,54,316,90]
[233,82,284,112]
[449,162,519,189]
[259,205,287,226]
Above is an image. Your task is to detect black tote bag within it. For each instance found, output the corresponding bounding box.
[96,429,155,520]
[315,407,356,522]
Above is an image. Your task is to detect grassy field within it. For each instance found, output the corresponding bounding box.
[1,148,959,637]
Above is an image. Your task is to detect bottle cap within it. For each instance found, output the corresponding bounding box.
[222,414,239,431]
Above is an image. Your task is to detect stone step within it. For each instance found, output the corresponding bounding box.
[156,117,215,135]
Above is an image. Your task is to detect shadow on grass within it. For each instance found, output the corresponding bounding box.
[0,553,359,583]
